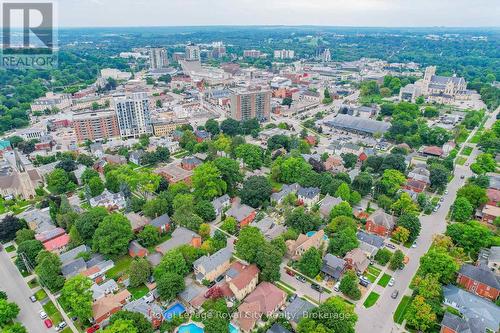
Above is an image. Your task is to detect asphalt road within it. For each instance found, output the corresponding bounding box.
[355,107,499,333]
[0,250,47,333]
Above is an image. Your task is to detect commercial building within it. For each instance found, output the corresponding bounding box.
[185,43,200,61]
[114,92,152,138]
[230,87,271,122]
[31,92,72,112]
[324,114,391,135]
[152,119,189,137]
[274,49,295,59]
[243,50,262,58]
[73,110,120,142]
[149,47,169,69]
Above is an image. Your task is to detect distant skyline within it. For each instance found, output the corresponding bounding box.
[57,0,499,28]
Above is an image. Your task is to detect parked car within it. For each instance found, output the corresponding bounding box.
[288,294,298,302]
[56,322,67,331]
[39,310,47,319]
[311,283,323,292]
[359,279,370,287]
[411,242,417,248]
[86,324,100,333]
[460,175,465,179]
[391,290,399,299]
[29,295,37,302]
[385,243,396,250]
[215,275,224,283]
[207,280,216,288]
[388,278,395,287]
[44,319,53,328]
[444,189,448,194]
[285,269,295,277]
[296,275,307,283]
[333,281,341,292]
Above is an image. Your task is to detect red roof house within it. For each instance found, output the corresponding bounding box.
[43,233,70,253]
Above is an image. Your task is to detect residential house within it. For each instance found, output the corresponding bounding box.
[442,141,456,157]
[422,146,444,157]
[181,156,202,170]
[443,285,499,333]
[324,155,345,173]
[344,248,370,275]
[103,154,127,165]
[404,178,427,193]
[59,245,89,265]
[365,209,397,237]
[82,259,115,284]
[193,247,232,283]
[250,216,286,240]
[481,205,500,225]
[226,262,260,301]
[286,230,326,260]
[270,183,300,205]
[61,258,87,278]
[155,227,201,255]
[440,311,485,333]
[194,130,210,142]
[122,297,164,328]
[357,231,384,258]
[456,264,500,301]
[235,282,287,332]
[304,135,317,146]
[155,163,193,184]
[408,166,431,185]
[477,247,500,275]
[92,289,131,325]
[89,189,126,211]
[212,194,231,220]
[129,150,145,165]
[284,298,315,328]
[267,323,292,333]
[43,233,70,254]
[18,207,55,234]
[297,187,321,206]
[321,254,347,280]
[125,212,151,233]
[226,202,256,227]
[319,194,342,219]
[341,143,363,156]
[129,240,148,258]
[90,143,104,158]
[91,279,119,301]
[486,173,500,191]
[73,165,87,185]
[486,189,500,206]
[149,213,171,233]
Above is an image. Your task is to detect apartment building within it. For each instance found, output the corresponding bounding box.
[73,110,120,142]
[114,92,152,138]
[230,87,271,122]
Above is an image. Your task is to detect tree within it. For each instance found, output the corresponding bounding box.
[156,249,189,277]
[137,225,160,248]
[235,226,266,263]
[155,272,185,301]
[376,169,406,197]
[328,228,359,257]
[456,184,488,208]
[235,144,263,169]
[445,221,496,257]
[202,299,230,333]
[129,258,151,288]
[298,296,357,333]
[0,215,26,242]
[471,153,496,174]
[15,228,35,244]
[194,200,216,222]
[220,119,241,136]
[329,201,353,220]
[3,323,27,333]
[205,119,220,136]
[192,162,227,200]
[17,239,43,267]
[257,242,283,282]
[88,177,105,197]
[326,216,357,235]
[405,295,437,332]
[335,183,351,201]
[389,250,405,270]
[413,274,442,302]
[374,248,392,266]
[272,157,312,184]
[198,223,211,240]
[142,197,169,218]
[352,172,373,196]
[393,226,410,244]
[339,270,361,300]
[213,157,243,195]
[397,214,421,243]
[297,248,323,278]
[220,217,237,235]
[429,163,449,190]
[450,197,474,222]
[419,249,459,284]
[341,153,358,169]
[47,168,76,194]
[0,299,20,327]
[81,168,100,185]
[380,154,406,173]
[423,106,439,118]
[92,213,133,256]
[391,192,419,216]
[102,319,138,333]
[61,276,93,321]
[240,176,272,208]
[35,251,64,292]
[286,207,322,234]
[110,311,153,333]
[74,207,108,244]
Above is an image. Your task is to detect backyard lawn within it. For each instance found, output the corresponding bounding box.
[455,156,467,165]
[34,289,47,301]
[393,295,412,324]
[363,292,380,308]
[377,273,392,287]
[128,284,149,300]
[106,256,133,280]
[43,301,63,324]
[461,146,473,156]
[366,265,382,283]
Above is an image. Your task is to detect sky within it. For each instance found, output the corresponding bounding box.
[57,0,499,27]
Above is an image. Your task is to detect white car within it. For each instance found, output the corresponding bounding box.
[412,242,417,248]
[388,278,395,287]
[333,281,341,292]
[39,310,47,319]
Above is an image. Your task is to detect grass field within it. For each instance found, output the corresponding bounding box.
[35,289,47,301]
[106,255,133,280]
[366,265,382,283]
[43,301,63,324]
[278,280,296,291]
[393,295,412,324]
[461,146,473,156]
[377,273,392,287]
[128,284,149,300]
[363,292,380,308]
[470,132,482,143]
[455,156,467,165]
[27,278,39,289]
[4,245,16,252]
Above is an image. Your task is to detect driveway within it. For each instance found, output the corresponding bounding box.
[0,250,46,333]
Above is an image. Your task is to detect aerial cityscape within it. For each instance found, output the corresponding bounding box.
[0,1,499,333]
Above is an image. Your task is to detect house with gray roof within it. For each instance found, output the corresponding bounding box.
[212,194,231,219]
[18,207,54,234]
[91,279,118,301]
[267,323,292,333]
[122,296,164,328]
[443,285,500,332]
[297,187,320,206]
[193,247,232,282]
[225,202,256,227]
[440,311,486,333]
[271,183,300,205]
[357,231,384,248]
[477,246,500,275]
[155,227,201,255]
[149,213,171,233]
[457,264,500,301]
[59,245,89,264]
[319,194,342,218]
[321,253,347,280]
[61,258,87,278]
[284,298,315,326]
[250,216,286,240]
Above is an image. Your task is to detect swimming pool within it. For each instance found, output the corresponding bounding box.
[306,231,329,241]
[163,302,186,321]
[229,323,239,333]
[178,323,204,333]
